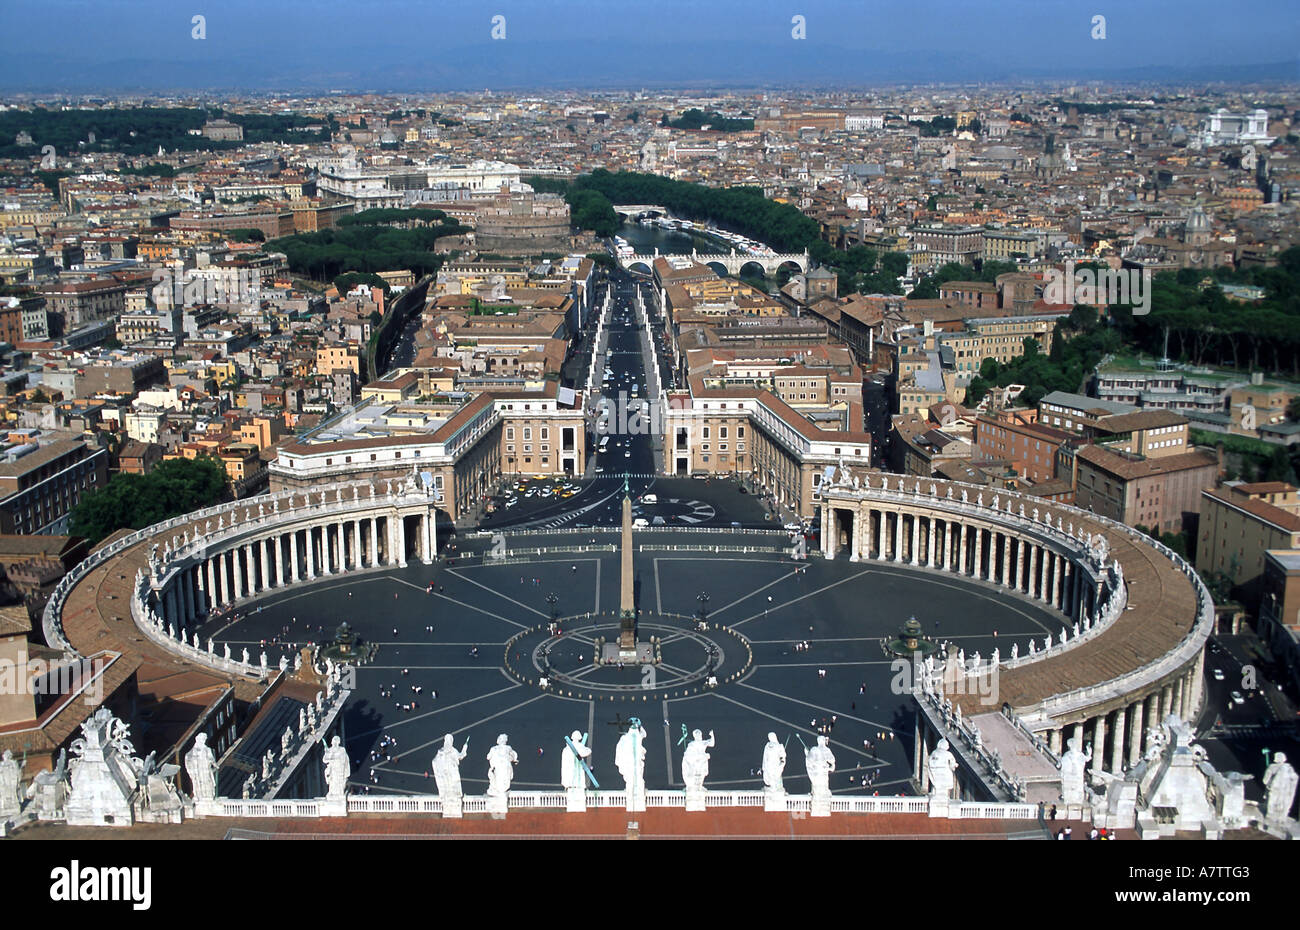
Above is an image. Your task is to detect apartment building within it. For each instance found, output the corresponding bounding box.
[1197,482,1300,605]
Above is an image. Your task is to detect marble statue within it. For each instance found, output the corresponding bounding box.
[241,648,250,665]
[224,643,231,661]
[561,731,593,790]
[928,738,957,799]
[1059,734,1092,805]
[433,734,468,800]
[761,733,786,795]
[1263,752,1298,822]
[1011,642,1019,660]
[184,733,219,801]
[26,749,67,820]
[322,735,350,799]
[207,637,214,654]
[614,722,648,793]
[65,708,142,826]
[0,749,21,817]
[681,729,715,792]
[805,735,836,800]
[960,489,968,503]
[485,734,518,798]
[260,651,268,671]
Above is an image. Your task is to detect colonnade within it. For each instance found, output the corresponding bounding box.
[1043,649,1208,776]
[822,504,1093,621]
[149,507,437,632]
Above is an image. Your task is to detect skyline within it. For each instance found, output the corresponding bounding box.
[0,0,1297,93]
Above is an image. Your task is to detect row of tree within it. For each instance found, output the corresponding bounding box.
[266,217,469,282]
[69,458,229,545]
[0,107,332,159]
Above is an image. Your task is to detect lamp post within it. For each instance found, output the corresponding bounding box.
[547,592,559,626]
[697,591,710,624]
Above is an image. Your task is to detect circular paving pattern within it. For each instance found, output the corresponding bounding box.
[503,614,753,699]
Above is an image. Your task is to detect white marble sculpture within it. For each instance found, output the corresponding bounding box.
[322,735,350,799]
[762,733,786,809]
[1263,752,1298,823]
[561,730,594,811]
[485,734,518,802]
[1059,734,1092,806]
[0,749,21,818]
[65,707,140,826]
[928,738,957,801]
[682,729,715,809]
[184,733,218,802]
[615,722,648,810]
[805,735,836,810]
[26,750,68,820]
[433,734,468,801]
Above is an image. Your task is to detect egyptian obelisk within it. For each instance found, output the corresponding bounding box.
[619,475,637,654]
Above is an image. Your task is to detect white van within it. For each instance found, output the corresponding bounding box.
[641,494,658,504]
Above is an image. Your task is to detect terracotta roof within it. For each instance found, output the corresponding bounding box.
[1075,445,1216,481]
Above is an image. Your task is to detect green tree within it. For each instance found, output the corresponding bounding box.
[70,457,229,544]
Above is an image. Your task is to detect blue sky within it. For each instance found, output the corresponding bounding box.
[1,0,1296,91]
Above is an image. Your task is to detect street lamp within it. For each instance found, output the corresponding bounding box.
[547,592,559,625]
[697,592,710,624]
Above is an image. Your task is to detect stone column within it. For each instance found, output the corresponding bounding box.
[973,527,983,579]
[181,571,195,622]
[1048,728,1061,754]
[335,521,346,572]
[1011,537,1021,590]
[1157,686,1170,722]
[1092,716,1106,771]
[927,518,936,567]
[940,521,949,570]
[232,545,244,600]
[306,525,317,579]
[1053,557,1063,611]
[1128,698,1145,768]
[369,516,379,566]
[352,519,362,569]
[876,510,886,560]
[218,551,230,605]
[1171,678,1184,721]
[290,530,300,583]
[1110,706,1127,773]
[273,534,284,587]
[958,523,967,575]
[1001,534,1011,587]
[422,512,435,565]
[893,510,902,562]
[910,512,919,565]
[393,514,407,567]
[205,558,217,610]
[260,539,270,591]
